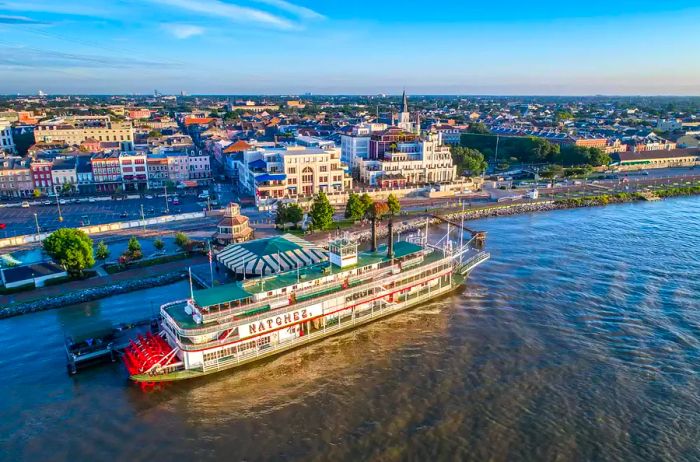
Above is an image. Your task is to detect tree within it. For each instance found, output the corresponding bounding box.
[558,145,611,167]
[95,240,110,261]
[467,122,489,134]
[540,164,564,179]
[43,228,95,276]
[33,188,41,198]
[148,130,162,138]
[345,192,364,221]
[127,236,141,254]
[366,201,390,221]
[286,203,304,226]
[61,182,74,195]
[451,146,488,175]
[275,204,289,228]
[310,191,334,231]
[125,236,143,260]
[387,193,401,216]
[359,193,374,217]
[174,231,189,249]
[153,237,165,251]
[276,203,303,229]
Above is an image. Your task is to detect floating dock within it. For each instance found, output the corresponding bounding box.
[64,318,159,375]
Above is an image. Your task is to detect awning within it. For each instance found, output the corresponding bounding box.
[217,233,327,275]
[248,159,267,169]
[255,173,287,183]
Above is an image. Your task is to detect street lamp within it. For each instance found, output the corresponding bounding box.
[164,184,170,214]
[53,184,63,222]
[34,212,40,238]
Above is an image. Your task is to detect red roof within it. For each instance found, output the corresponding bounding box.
[223,140,252,153]
[184,117,215,126]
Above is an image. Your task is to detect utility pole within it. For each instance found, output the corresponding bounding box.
[494,135,500,166]
[34,212,40,238]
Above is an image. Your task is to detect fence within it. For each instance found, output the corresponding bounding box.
[0,211,206,250]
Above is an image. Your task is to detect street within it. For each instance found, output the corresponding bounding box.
[0,180,242,239]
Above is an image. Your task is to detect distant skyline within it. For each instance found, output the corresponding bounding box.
[1,0,700,95]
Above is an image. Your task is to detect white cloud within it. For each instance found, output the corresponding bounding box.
[147,0,295,29]
[162,23,205,39]
[252,0,324,20]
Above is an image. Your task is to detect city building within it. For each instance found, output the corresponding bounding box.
[236,145,351,202]
[50,157,77,192]
[0,119,16,154]
[146,156,169,189]
[166,151,190,185]
[0,155,32,197]
[228,101,280,113]
[612,148,700,170]
[34,116,134,150]
[340,123,388,168]
[356,131,457,187]
[30,158,53,194]
[76,156,94,194]
[431,124,464,145]
[118,152,148,191]
[91,152,122,192]
[624,133,677,152]
[369,127,420,160]
[187,150,211,182]
[128,109,152,120]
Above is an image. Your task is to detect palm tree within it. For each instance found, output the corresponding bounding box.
[365,201,389,252]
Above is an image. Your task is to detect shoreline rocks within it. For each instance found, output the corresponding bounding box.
[0,271,187,319]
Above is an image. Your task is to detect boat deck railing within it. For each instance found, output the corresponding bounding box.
[165,258,455,345]
[198,261,402,323]
[196,270,460,373]
[162,253,448,338]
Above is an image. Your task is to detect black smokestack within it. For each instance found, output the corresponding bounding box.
[387,220,394,258]
[371,217,378,252]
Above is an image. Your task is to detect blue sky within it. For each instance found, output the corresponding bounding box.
[0,0,699,95]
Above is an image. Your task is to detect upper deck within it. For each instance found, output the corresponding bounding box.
[163,240,431,330]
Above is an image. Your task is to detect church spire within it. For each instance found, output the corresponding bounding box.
[402,89,408,113]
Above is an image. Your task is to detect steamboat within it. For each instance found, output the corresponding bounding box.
[123,220,489,382]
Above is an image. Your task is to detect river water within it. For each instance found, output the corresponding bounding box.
[1,197,699,461]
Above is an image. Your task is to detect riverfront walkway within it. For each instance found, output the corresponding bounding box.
[0,255,207,307]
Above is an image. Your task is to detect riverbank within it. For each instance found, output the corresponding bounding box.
[0,255,207,319]
[0,271,187,319]
[314,185,700,244]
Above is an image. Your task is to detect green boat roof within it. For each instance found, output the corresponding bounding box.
[194,239,425,308]
[193,282,252,307]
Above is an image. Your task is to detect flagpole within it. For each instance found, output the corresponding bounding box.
[188,267,194,300]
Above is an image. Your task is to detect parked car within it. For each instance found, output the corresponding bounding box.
[145,194,154,199]
[88,197,96,203]
[43,200,51,206]
[58,199,67,205]
[21,201,30,208]
[120,211,129,218]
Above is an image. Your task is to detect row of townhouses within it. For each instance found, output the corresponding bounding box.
[0,149,211,198]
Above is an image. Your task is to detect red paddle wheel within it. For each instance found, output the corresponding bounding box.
[123,332,178,377]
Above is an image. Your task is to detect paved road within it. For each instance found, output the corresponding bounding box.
[0,179,243,239]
